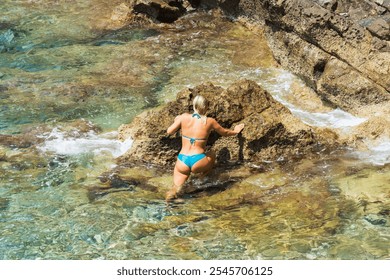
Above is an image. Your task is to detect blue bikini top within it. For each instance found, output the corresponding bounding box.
[181,113,207,145]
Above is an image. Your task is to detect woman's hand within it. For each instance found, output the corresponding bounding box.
[233,123,245,134]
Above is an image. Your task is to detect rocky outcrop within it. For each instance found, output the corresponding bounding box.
[118,80,338,166]
[236,0,390,111]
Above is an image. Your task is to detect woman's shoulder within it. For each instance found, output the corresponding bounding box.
[176,113,190,118]
[180,113,192,119]
[175,113,191,122]
[206,117,217,123]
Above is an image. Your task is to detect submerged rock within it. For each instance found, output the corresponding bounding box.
[118,79,338,166]
[364,214,387,226]
[332,165,390,216]
[0,134,40,149]
[0,146,7,161]
[0,197,10,211]
[0,29,14,46]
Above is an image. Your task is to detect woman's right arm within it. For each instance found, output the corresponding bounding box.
[167,115,182,135]
[211,118,244,136]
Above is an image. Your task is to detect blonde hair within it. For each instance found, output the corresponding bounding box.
[193,95,209,115]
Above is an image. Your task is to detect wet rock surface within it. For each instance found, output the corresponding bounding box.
[118,79,338,166]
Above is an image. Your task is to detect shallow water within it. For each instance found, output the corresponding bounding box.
[0,1,389,260]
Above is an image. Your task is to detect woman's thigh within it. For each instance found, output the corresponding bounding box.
[173,160,191,186]
[191,151,215,174]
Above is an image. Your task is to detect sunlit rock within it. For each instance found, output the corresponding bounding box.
[235,0,390,111]
[109,3,132,29]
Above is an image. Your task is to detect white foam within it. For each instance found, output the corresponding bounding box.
[38,128,133,158]
[289,105,366,129]
[250,69,366,129]
[352,140,390,166]
[271,93,366,129]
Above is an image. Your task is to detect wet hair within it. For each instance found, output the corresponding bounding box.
[193,95,209,115]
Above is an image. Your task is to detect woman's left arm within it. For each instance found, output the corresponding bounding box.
[167,115,182,135]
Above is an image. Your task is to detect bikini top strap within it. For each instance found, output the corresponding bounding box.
[192,113,201,119]
[181,134,206,145]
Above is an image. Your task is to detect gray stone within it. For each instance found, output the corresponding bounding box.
[367,17,390,40]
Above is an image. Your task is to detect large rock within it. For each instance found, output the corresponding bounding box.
[118,80,337,166]
[235,0,390,111]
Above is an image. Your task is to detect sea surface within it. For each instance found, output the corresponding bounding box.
[0,1,389,259]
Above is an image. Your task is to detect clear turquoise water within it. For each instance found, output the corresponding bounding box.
[0,1,389,260]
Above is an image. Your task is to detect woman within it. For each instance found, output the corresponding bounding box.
[166,95,244,201]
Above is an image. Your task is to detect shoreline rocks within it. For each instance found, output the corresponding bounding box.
[234,0,390,112]
[130,0,389,113]
[118,79,339,166]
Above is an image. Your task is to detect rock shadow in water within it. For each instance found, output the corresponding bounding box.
[88,172,158,202]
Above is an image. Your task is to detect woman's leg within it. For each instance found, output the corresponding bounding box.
[166,160,190,201]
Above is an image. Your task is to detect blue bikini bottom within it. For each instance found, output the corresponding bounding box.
[178,153,206,169]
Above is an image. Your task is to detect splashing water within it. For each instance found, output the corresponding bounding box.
[351,140,390,166]
[279,101,367,129]
[256,70,367,129]
[38,128,133,158]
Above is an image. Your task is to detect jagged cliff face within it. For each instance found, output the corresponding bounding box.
[237,0,390,111]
